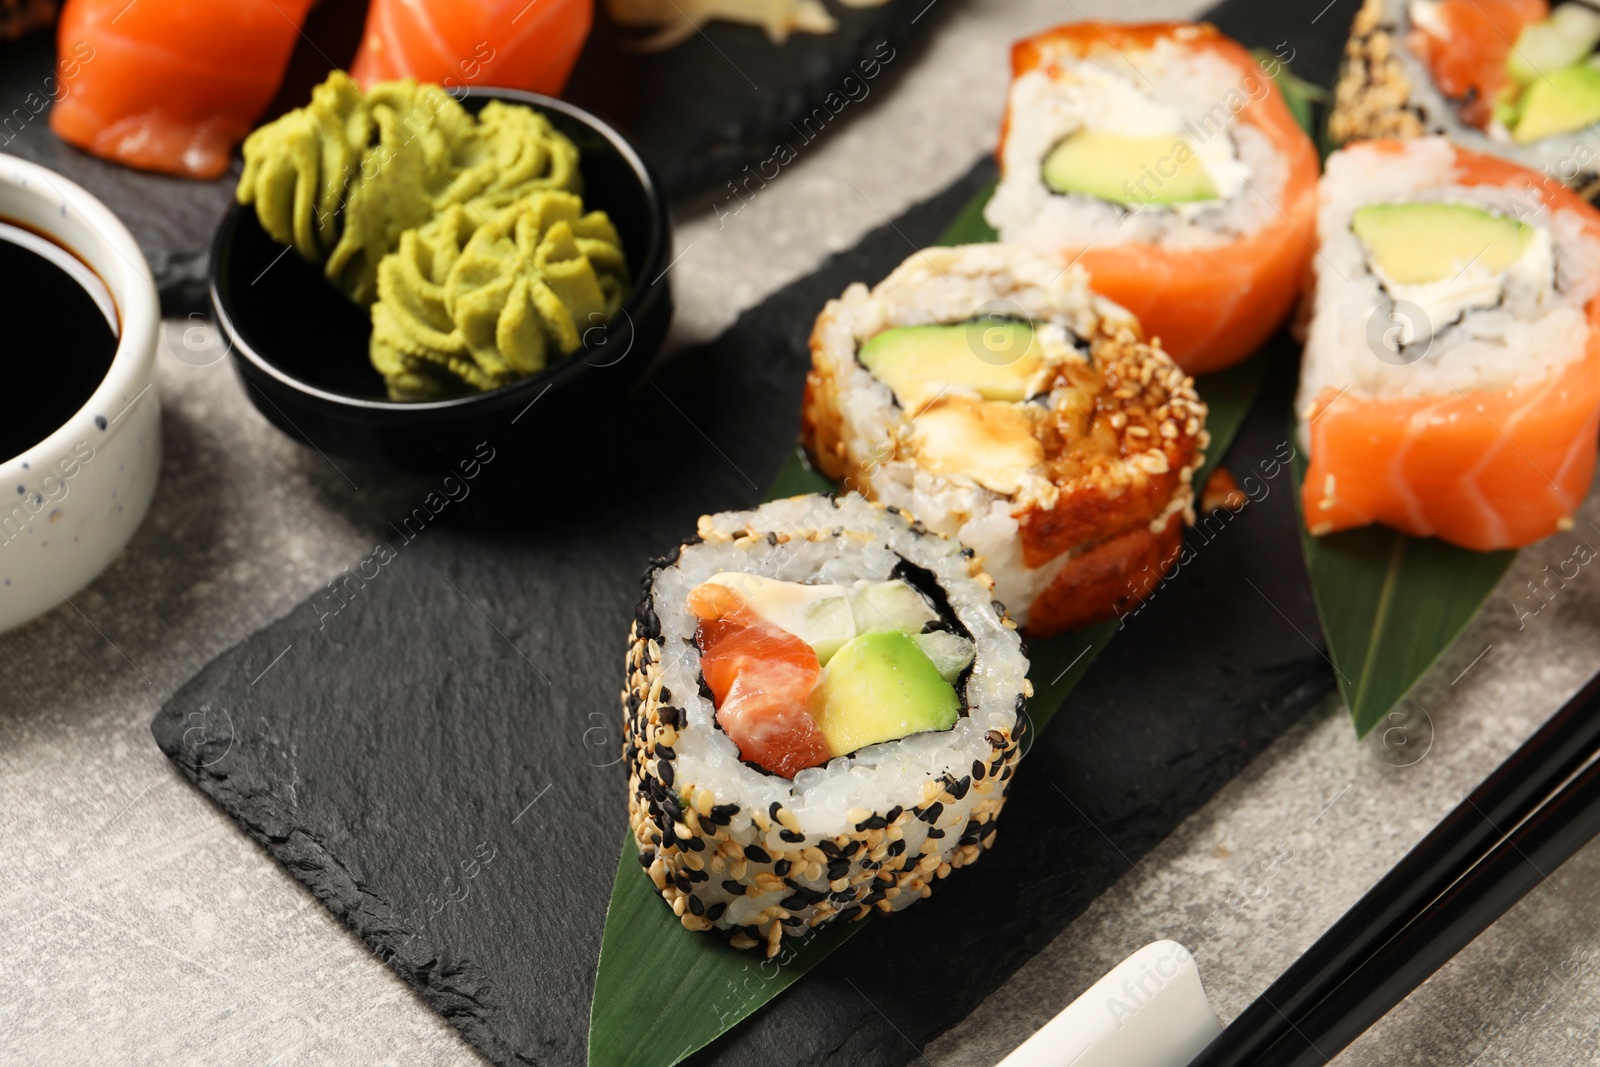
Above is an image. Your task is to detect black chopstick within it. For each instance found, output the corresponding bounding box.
[1188,668,1600,1067]
[1254,746,1600,1065]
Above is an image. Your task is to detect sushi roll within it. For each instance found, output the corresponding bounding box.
[801,243,1207,637]
[1298,137,1600,550]
[623,494,1030,956]
[1331,0,1600,193]
[984,22,1320,374]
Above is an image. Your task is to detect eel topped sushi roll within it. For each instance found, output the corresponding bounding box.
[985,22,1320,374]
[624,495,1030,955]
[1299,137,1600,550]
[802,243,1207,637]
[1331,0,1600,192]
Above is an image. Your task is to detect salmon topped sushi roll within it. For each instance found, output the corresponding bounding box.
[1332,0,1600,190]
[801,244,1207,638]
[1299,138,1600,551]
[985,22,1320,375]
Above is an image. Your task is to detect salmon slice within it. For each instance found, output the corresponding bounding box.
[1302,144,1600,552]
[689,583,831,779]
[1408,0,1547,129]
[350,0,592,99]
[49,0,314,180]
[1003,22,1321,375]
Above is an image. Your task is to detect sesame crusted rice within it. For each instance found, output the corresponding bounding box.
[622,495,1031,956]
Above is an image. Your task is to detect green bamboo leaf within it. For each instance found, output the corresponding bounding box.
[1291,439,1515,737]
[588,178,1274,1067]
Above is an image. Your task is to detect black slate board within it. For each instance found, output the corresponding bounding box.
[150,2,1353,1063]
[0,0,941,314]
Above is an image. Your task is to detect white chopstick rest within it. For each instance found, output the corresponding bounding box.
[997,940,1221,1067]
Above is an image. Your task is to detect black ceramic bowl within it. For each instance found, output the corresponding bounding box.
[211,89,672,473]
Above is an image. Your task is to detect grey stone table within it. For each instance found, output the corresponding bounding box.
[4,1,1600,1063]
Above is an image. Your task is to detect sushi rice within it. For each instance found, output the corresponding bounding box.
[624,494,1031,956]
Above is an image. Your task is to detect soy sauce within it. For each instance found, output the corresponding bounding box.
[0,220,119,462]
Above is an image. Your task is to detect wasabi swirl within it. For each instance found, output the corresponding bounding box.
[369,191,631,400]
[237,71,582,305]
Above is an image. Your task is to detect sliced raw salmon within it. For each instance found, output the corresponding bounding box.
[349,0,592,99]
[689,583,831,778]
[49,0,314,179]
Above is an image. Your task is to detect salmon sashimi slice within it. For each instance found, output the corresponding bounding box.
[689,583,831,779]
[350,0,593,99]
[1002,23,1321,375]
[49,0,315,180]
[1302,143,1600,552]
[1408,0,1547,129]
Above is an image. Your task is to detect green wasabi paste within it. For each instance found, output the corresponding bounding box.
[237,71,632,401]
[237,71,582,305]
[369,191,630,400]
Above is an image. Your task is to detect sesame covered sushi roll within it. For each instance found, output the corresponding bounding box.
[623,495,1030,956]
[1299,138,1600,550]
[984,22,1320,374]
[1331,0,1600,193]
[801,243,1207,637]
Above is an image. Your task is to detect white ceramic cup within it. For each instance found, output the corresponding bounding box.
[0,154,160,634]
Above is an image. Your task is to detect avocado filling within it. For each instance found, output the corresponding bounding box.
[689,573,974,776]
[1489,2,1600,142]
[1031,72,1250,212]
[1351,201,1552,347]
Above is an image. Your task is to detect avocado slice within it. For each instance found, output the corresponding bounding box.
[704,573,856,664]
[848,579,939,634]
[1350,203,1532,285]
[1042,130,1219,206]
[1511,63,1600,143]
[858,322,1042,407]
[1507,4,1600,86]
[812,630,960,756]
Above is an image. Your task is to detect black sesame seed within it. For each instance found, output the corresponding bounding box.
[857,815,887,832]
[687,868,709,883]
[687,894,705,916]
[94,414,107,431]
[673,872,692,892]
[659,686,672,704]
[838,904,862,922]
[951,776,971,801]
[818,840,841,859]
[722,880,743,895]
[662,796,683,823]
[920,802,944,824]
[769,802,782,821]
[710,804,739,825]
[985,729,1005,748]
[972,760,986,781]
[887,839,906,857]
[658,706,680,727]
[638,849,656,867]
[860,859,880,871]
[706,901,727,922]
[960,546,976,559]
[778,829,805,843]
[686,836,705,852]
[826,860,850,880]
[884,806,903,823]
[654,742,676,760]
[657,760,674,787]
[927,828,945,839]
[743,844,771,864]
[773,860,791,877]
[840,841,861,858]
[780,894,809,911]
[901,856,918,871]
